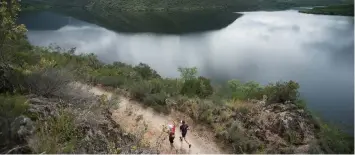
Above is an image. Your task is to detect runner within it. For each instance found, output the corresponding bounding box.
[179,120,191,148]
[167,121,176,147]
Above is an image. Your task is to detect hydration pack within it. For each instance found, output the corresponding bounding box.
[168,124,175,136]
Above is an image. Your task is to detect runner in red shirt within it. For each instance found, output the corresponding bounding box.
[168,121,176,146]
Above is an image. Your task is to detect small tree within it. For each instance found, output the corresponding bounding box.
[196,76,213,98]
[178,67,213,98]
[178,67,197,81]
[0,0,28,68]
[0,0,31,93]
[227,80,247,100]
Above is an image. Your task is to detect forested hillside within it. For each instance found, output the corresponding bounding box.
[46,8,242,34]
[22,0,348,12]
[299,4,354,16]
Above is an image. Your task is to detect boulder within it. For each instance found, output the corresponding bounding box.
[10,115,35,140]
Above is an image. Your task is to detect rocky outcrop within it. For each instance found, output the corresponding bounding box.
[10,116,35,141]
[238,101,318,153]
[27,97,60,119]
[1,115,35,154]
[175,96,321,153]
[8,92,155,154]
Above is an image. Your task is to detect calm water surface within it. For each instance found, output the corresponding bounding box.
[19,10,354,133]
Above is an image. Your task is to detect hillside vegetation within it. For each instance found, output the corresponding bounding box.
[299,4,354,16]
[23,0,347,12]
[1,0,354,154]
[47,8,242,34]
[20,2,52,12]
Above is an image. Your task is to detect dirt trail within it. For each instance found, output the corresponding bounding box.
[87,85,225,154]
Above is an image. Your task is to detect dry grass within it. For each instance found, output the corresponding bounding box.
[226,99,256,110]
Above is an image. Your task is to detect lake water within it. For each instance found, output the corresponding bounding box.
[18,10,354,133]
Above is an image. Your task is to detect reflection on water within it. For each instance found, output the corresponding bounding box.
[19,10,354,133]
[19,10,242,34]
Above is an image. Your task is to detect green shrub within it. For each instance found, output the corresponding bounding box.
[213,84,234,99]
[133,63,161,80]
[227,80,263,100]
[284,130,302,145]
[317,123,354,154]
[264,80,300,103]
[0,67,27,94]
[143,92,167,106]
[151,78,183,96]
[209,94,225,105]
[25,68,72,97]
[178,67,197,81]
[180,76,213,98]
[308,140,323,153]
[0,94,28,152]
[189,99,214,123]
[126,81,150,101]
[148,79,164,94]
[196,76,213,98]
[125,79,166,100]
[295,99,307,109]
[243,81,264,99]
[180,78,200,97]
[178,67,213,98]
[96,76,126,87]
[143,92,169,114]
[0,95,28,119]
[225,121,262,153]
[31,109,82,153]
[198,108,213,124]
[112,61,131,68]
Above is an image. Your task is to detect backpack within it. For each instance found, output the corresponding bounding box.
[168,124,175,136]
